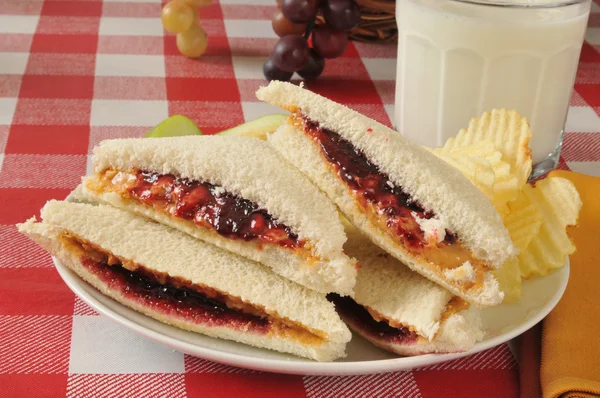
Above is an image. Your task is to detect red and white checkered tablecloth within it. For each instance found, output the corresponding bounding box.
[1,0,599,396]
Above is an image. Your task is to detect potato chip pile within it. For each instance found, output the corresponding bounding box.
[431,109,583,302]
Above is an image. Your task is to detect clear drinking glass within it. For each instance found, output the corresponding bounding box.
[394,0,592,178]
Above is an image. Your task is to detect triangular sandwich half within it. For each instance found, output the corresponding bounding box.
[329,229,484,355]
[77,136,357,295]
[18,201,352,361]
[258,81,515,306]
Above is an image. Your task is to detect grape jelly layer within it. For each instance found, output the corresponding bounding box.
[81,257,271,332]
[302,117,456,250]
[328,294,418,345]
[123,170,303,249]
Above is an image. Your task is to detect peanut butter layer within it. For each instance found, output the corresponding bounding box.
[364,296,469,341]
[62,233,326,347]
[440,297,470,323]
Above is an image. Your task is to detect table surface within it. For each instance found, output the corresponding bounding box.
[1,0,599,396]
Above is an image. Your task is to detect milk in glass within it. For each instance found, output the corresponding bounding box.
[394,0,591,167]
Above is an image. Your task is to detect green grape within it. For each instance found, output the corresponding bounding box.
[145,115,203,138]
[176,23,208,58]
[162,0,195,34]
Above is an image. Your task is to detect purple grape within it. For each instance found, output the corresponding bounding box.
[323,0,360,31]
[263,56,294,81]
[312,25,348,59]
[298,49,325,79]
[282,0,319,24]
[272,11,307,37]
[272,35,309,72]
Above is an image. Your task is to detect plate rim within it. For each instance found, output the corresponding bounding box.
[54,257,569,376]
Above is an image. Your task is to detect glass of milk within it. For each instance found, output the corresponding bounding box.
[394,0,591,178]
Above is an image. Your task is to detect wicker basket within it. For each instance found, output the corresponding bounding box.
[316,0,397,43]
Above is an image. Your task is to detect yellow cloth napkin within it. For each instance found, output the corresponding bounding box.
[530,170,600,398]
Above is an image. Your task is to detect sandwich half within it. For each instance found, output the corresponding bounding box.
[329,229,484,355]
[257,81,515,306]
[17,201,352,361]
[77,135,356,295]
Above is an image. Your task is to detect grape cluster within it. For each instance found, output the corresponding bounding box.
[161,0,212,58]
[265,0,360,81]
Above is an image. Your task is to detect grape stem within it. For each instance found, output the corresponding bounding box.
[304,19,315,40]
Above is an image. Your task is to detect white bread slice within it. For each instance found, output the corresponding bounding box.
[17,201,352,362]
[340,303,484,356]
[86,136,357,295]
[257,81,514,268]
[258,82,510,305]
[345,230,452,341]
[343,229,484,353]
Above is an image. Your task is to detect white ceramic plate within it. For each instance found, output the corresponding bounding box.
[54,257,569,376]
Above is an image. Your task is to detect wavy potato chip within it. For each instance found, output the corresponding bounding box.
[490,190,541,303]
[432,141,519,212]
[504,191,542,251]
[492,258,521,303]
[437,139,495,158]
[489,156,520,210]
[442,109,532,188]
[431,149,495,201]
[517,177,582,278]
[489,188,542,302]
[433,111,578,290]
